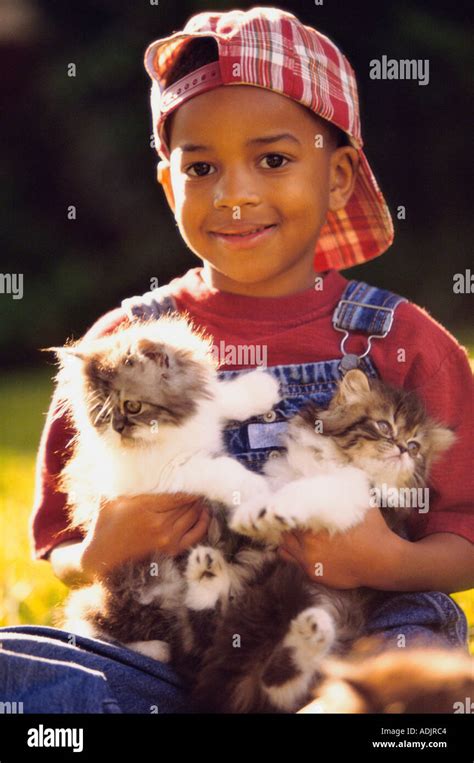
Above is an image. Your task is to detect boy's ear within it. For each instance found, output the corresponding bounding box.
[328,146,360,212]
[157,160,175,213]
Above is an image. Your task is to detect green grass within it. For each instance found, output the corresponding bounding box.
[0,369,69,627]
[0,364,472,652]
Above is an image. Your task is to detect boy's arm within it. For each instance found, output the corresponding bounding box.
[279,508,474,594]
[49,496,211,586]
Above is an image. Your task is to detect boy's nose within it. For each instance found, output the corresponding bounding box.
[213,170,261,209]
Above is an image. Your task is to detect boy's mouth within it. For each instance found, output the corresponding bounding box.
[209,224,277,249]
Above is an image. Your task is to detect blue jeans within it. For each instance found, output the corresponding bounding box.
[0,626,189,713]
[0,591,467,713]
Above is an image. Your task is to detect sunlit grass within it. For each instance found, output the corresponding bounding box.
[0,370,68,627]
[0,358,472,652]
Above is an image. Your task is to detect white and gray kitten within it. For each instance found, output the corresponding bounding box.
[50,313,278,646]
[52,313,279,533]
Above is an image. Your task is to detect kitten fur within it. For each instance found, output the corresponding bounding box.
[51,313,279,532]
[299,643,474,714]
[232,369,455,540]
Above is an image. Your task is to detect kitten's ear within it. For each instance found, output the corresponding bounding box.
[137,338,169,368]
[42,346,86,362]
[337,369,371,405]
[429,425,456,459]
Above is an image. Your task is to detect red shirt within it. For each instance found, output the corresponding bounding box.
[30,268,474,560]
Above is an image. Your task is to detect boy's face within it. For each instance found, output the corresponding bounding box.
[158,85,358,296]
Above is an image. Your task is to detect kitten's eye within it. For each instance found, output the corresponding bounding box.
[124,400,142,414]
[407,440,420,456]
[376,420,392,436]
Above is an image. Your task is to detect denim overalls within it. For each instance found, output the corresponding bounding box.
[0,281,467,714]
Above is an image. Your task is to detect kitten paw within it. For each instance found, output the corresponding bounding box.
[230,496,278,541]
[185,546,231,610]
[186,546,226,583]
[261,469,373,535]
[253,487,310,533]
[286,607,336,664]
[243,370,281,414]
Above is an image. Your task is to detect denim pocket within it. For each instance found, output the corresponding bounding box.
[218,357,378,473]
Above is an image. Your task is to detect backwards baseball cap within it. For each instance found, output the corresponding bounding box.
[144,7,394,272]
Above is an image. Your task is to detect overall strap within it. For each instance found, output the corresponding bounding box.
[332,280,407,372]
[121,285,178,321]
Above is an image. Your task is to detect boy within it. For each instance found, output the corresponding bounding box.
[1,8,473,714]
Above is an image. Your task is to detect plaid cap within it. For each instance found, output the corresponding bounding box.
[144,7,394,271]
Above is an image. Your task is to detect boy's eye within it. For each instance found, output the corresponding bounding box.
[376,420,392,436]
[124,400,142,414]
[186,162,214,177]
[407,440,421,456]
[259,153,289,169]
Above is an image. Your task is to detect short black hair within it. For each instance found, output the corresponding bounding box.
[163,37,348,150]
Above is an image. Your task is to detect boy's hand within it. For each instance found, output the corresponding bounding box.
[278,507,404,590]
[80,493,211,580]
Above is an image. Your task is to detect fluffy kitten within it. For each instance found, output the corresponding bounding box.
[232,368,455,540]
[50,314,279,650]
[52,313,279,535]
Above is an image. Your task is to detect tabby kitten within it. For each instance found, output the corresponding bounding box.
[232,368,455,540]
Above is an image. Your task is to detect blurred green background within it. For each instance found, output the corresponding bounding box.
[0,1,472,643]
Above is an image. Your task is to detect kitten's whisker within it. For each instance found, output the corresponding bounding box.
[86,392,103,409]
[93,396,113,424]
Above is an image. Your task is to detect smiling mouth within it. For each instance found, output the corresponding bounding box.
[209,224,278,248]
[211,224,276,236]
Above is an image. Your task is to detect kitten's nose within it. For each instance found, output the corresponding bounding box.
[112,413,127,433]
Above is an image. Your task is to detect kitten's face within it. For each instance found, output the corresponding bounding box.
[60,317,215,447]
[308,370,454,486]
